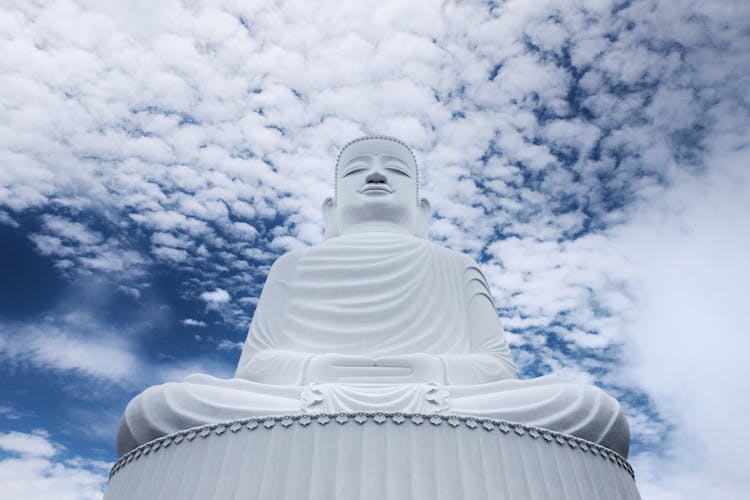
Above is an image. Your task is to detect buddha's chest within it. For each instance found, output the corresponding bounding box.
[274,238,471,354]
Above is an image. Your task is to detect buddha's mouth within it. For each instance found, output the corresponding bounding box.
[359,184,393,194]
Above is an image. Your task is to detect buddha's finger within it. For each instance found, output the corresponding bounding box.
[334,366,412,377]
[331,355,376,367]
[373,356,411,367]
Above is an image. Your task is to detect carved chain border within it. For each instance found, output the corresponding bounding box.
[111,413,635,480]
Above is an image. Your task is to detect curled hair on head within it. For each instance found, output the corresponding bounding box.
[335,135,420,204]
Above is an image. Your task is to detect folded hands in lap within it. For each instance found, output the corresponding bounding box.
[305,353,444,384]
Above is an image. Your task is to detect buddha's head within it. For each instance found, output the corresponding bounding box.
[323,136,431,238]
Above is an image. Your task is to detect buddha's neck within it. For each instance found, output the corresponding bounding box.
[341,222,412,235]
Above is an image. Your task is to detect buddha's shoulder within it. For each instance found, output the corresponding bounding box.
[267,249,306,277]
[270,235,480,270]
[424,240,480,267]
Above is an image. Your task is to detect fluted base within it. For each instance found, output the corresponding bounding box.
[104,413,640,500]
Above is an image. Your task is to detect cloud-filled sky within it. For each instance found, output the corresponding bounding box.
[1,0,748,497]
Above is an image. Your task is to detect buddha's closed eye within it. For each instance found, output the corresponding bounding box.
[385,166,409,177]
[343,167,367,177]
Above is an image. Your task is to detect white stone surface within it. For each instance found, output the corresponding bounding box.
[106,414,641,500]
[116,136,632,468]
[237,230,517,384]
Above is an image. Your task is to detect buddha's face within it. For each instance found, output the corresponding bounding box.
[335,139,418,234]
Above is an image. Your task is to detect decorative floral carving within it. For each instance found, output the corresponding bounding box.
[335,415,349,424]
[354,414,368,424]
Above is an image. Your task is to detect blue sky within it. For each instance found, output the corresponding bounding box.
[1,1,749,498]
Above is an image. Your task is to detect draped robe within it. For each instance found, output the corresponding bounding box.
[118,232,629,457]
[236,231,517,385]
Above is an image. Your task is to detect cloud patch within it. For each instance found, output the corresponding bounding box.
[0,314,138,382]
[200,288,230,304]
[0,430,107,500]
[613,141,750,498]
[182,318,207,327]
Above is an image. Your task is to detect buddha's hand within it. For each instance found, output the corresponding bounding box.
[373,354,446,384]
[304,353,378,383]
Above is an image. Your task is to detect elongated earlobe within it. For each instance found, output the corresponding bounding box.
[415,198,431,238]
[322,197,339,239]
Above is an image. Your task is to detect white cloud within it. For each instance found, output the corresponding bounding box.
[0,431,57,458]
[612,142,750,497]
[0,430,107,500]
[0,405,24,420]
[182,318,207,327]
[117,285,141,300]
[2,0,743,312]
[39,216,103,246]
[199,288,230,303]
[0,210,20,227]
[28,214,148,279]
[0,315,138,382]
[151,231,192,248]
[216,339,243,351]
[0,303,234,387]
[151,245,189,263]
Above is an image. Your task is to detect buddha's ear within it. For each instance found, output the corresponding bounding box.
[322,197,339,239]
[415,197,431,238]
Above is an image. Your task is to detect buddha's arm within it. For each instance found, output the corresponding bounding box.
[238,349,385,385]
[236,348,315,385]
[437,294,518,384]
[436,263,518,385]
[235,251,382,385]
[235,252,316,385]
[372,261,518,385]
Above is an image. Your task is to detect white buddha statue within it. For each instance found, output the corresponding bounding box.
[117,136,629,458]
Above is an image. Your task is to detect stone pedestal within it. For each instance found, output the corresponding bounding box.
[104,413,640,500]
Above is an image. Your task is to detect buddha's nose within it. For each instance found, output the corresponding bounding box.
[365,171,387,184]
